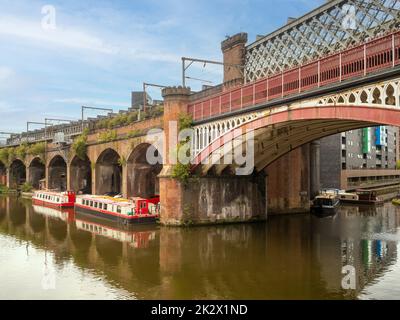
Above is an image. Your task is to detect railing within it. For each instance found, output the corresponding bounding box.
[188,30,400,122]
[5,123,85,146]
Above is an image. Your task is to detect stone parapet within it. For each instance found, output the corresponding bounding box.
[221,33,248,52]
[162,86,191,100]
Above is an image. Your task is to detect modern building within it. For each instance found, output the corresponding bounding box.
[130,91,163,111]
[320,126,400,190]
[131,91,152,111]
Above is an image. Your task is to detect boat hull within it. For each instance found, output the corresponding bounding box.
[311,205,338,216]
[32,198,75,208]
[340,199,384,205]
[75,204,158,224]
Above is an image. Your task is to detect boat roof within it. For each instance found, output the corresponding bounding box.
[356,189,376,193]
[34,190,70,196]
[132,196,158,201]
[315,194,337,200]
[77,195,133,206]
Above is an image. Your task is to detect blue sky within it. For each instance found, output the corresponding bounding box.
[0,0,324,132]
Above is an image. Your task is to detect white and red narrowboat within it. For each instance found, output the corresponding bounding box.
[74,195,160,224]
[32,190,76,208]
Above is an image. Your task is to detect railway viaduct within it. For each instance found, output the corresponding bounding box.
[1,0,400,225]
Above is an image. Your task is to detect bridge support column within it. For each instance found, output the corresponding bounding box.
[45,165,49,190]
[310,140,321,199]
[266,145,311,215]
[25,166,31,187]
[159,86,191,225]
[160,175,266,226]
[6,168,11,188]
[66,163,71,191]
[122,165,128,199]
[91,166,96,195]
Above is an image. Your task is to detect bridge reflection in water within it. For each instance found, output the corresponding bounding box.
[0,196,399,299]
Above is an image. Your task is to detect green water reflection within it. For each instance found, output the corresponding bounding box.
[0,196,399,300]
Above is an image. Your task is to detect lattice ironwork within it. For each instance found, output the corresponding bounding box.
[245,0,400,82]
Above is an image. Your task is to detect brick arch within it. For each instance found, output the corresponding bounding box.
[192,105,398,174]
[8,158,27,189]
[0,160,6,186]
[126,143,162,198]
[47,155,68,191]
[69,154,92,194]
[95,148,122,196]
[28,157,45,189]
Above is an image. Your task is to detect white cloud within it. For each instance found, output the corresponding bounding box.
[0,15,118,54]
[53,97,129,109]
[0,14,185,64]
[0,66,14,82]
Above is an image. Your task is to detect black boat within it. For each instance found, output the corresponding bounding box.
[311,193,340,216]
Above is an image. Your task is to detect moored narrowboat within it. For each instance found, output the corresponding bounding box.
[75,195,160,224]
[354,189,384,205]
[32,190,76,208]
[311,193,340,216]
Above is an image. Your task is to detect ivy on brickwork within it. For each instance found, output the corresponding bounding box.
[126,129,144,139]
[72,128,89,160]
[172,113,194,185]
[0,142,45,167]
[98,130,118,143]
[118,156,127,167]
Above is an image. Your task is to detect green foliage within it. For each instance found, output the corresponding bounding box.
[98,130,118,143]
[397,160,400,170]
[178,112,193,131]
[118,156,127,167]
[142,106,164,119]
[94,107,163,130]
[126,129,144,139]
[0,148,11,167]
[171,138,193,185]
[171,162,192,185]
[27,142,45,158]
[21,182,33,193]
[170,113,193,185]
[72,132,88,160]
[0,142,45,166]
[15,143,28,160]
[0,184,10,194]
[95,111,141,130]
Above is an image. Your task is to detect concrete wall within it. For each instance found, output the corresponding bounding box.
[320,134,342,189]
[160,175,266,226]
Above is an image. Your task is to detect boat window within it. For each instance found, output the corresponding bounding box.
[94,202,98,208]
[103,204,107,211]
[117,206,121,214]
[141,202,147,209]
[99,203,102,210]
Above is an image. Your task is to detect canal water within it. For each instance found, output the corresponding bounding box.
[1,195,400,300]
